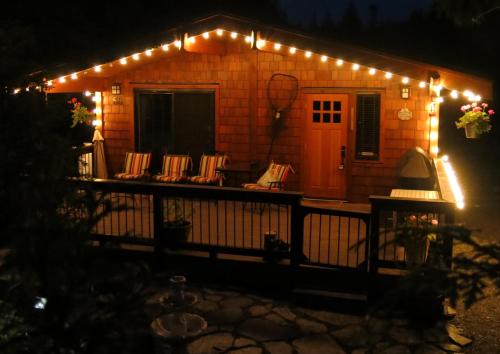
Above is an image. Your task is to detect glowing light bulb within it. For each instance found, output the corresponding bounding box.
[450,90,458,99]
[202,32,210,39]
[305,51,312,58]
[92,119,102,127]
[216,29,223,36]
[162,44,169,51]
[59,76,66,83]
[71,73,78,80]
[434,97,444,103]
[431,146,439,155]
[463,90,473,97]
[94,65,102,72]
[442,155,449,162]
[93,108,102,115]
[430,131,438,141]
[430,117,439,128]
[274,43,281,50]
[368,68,376,75]
[188,37,196,44]
[384,72,393,79]
[352,63,360,71]
[84,91,92,97]
[145,49,152,56]
[230,32,238,39]
[132,53,140,61]
[256,39,266,48]
[47,80,53,86]
[336,59,343,66]
[419,81,426,88]
[174,40,182,49]
[120,57,127,65]
[473,95,481,102]
[402,77,409,84]
[244,36,252,43]
[14,88,20,94]
[321,55,327,62]
[289,47,296,54]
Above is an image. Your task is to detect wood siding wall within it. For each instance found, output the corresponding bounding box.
[99,42,432,202]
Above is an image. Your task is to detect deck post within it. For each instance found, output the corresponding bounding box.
[368,199,380,276]
[153,193,163,257]
[290,197,304,267]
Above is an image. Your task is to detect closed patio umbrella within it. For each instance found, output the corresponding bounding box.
[92,129,108,179]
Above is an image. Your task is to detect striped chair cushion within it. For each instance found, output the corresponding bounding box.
[242,183,281,191]
[244,162,293,190]
[189,175,219,184]
[161,155,192,177]
[115,152,151,180]
[190,155,228,184]
[152,175,187,183]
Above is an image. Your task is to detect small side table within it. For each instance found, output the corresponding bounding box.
[216,162,261,187]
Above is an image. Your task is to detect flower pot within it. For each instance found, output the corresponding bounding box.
[161,221,191,248]
[465,124,479,139]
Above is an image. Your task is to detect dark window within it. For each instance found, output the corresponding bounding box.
[333,113,341,123]
[323,113,331,123]
[323,101,331,110]
[355,94,381,160]
[333,101,341,111]
[313,100,321,110]
[312,113,320,122]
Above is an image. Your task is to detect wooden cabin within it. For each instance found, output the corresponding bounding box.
[47,14,492,202]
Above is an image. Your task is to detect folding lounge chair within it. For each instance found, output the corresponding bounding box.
[114,152,151,180]
[242,161,294,191]
[189,154,229,185]
[152,154,192,183]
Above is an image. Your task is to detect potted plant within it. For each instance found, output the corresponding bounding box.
[161,198,191,248]
[456,102,494,138]
[396,214,438,268]
[68,97,95,145]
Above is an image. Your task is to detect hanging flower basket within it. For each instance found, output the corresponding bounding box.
[456,102,494,139]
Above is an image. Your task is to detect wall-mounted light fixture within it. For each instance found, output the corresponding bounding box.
[111,83,121,95]
[400,86,411,99]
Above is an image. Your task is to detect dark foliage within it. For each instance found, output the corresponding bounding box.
[0,92,152,353]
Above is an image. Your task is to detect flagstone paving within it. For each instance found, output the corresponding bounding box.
[147,286,473,354]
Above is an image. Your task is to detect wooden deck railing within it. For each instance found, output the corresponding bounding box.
[72,178,371,271]
[369,195,455,275]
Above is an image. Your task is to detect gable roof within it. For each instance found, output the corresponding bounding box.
[44,14,492,99]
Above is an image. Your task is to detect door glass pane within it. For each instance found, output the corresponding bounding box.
[333,113,341,123]
[323,113,331,123]
[312,112,320,122]
[333,101,341,111]
[313,100,321,110]
[323,101,331,111]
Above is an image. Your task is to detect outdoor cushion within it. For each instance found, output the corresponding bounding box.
[189,154,228,185]
[114,152,151,180]
[244,162,293,190]
[153,155,192,183]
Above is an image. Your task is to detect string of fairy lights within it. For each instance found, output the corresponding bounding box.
[14,28,484,104]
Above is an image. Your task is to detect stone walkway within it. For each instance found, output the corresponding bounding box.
[145,286,471,354]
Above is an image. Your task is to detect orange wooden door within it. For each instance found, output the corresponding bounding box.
[303,94,348,199]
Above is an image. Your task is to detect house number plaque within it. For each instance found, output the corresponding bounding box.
[397,107,412,120]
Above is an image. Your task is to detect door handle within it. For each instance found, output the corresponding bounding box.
[339,145,346,170]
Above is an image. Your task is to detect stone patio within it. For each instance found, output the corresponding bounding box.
[144,285,471,354]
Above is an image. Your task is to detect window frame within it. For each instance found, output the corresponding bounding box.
[354,92,382,162]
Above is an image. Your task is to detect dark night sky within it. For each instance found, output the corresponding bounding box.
[277,0,433,24]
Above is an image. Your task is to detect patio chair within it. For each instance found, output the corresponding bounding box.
[242,161,294,191]
[152,154,193,183]
[114,152,152,180]
[189,154,229,185]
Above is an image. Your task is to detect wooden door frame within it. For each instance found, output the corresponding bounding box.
[301,91,350,199]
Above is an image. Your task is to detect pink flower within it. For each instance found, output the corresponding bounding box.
[488,109,495,115]
[464,104,471,110]
[460,105,468,112]
[471,102,477,107]
[431,219,438,226]
[472,107,482,112]
[482,103,488,108]
[71,97,77,103]
[408,215,417,222]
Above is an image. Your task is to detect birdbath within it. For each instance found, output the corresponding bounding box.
[151,275,207,340]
